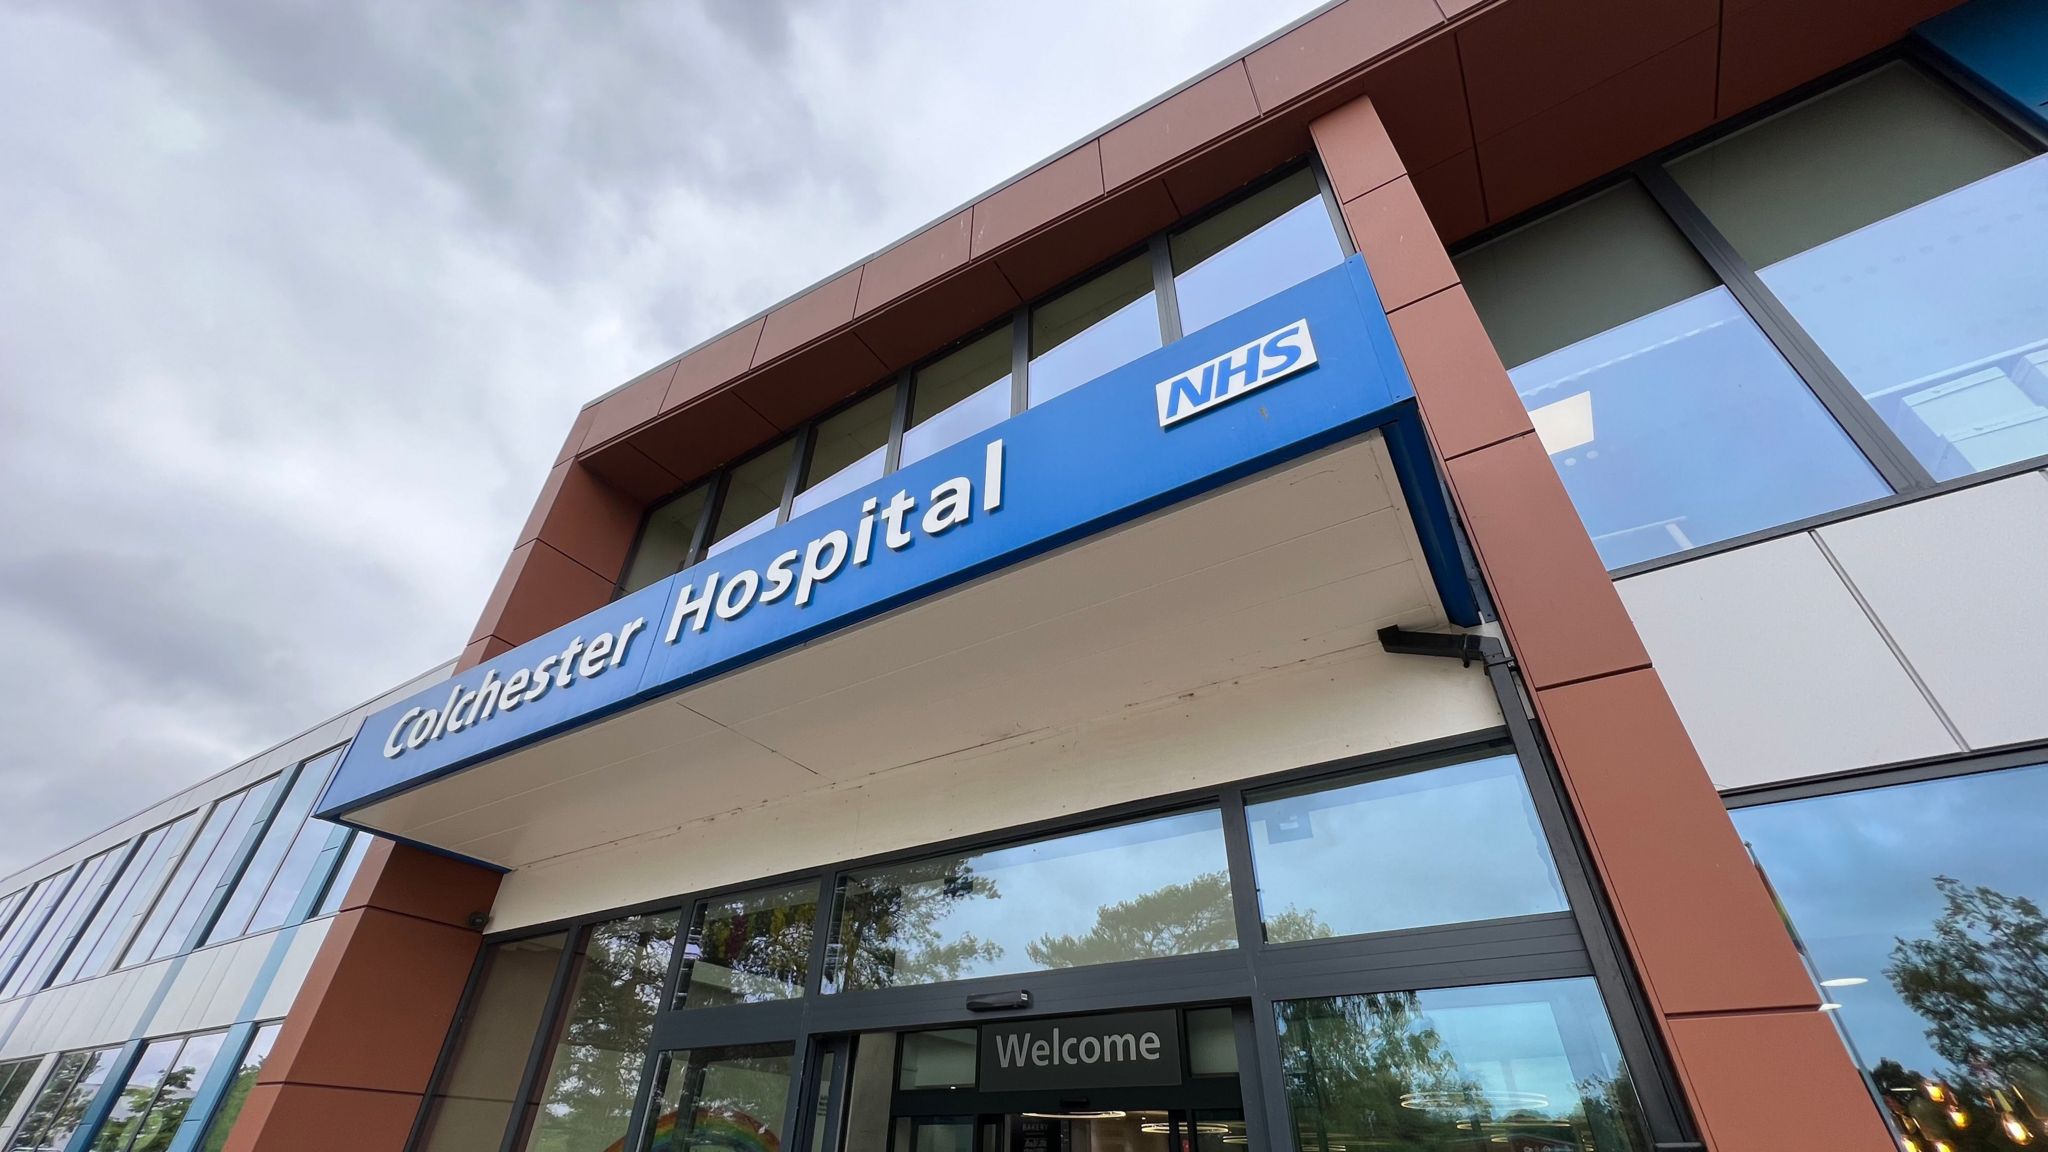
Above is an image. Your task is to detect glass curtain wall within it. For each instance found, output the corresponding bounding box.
[419,740,1673,1152]
[196,1023,282,1152]
[1456,59,2046,569]
[614,166,1348,595]
[6,1047,121,1152]
[1734,761,2048,1151]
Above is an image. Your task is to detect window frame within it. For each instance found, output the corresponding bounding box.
[609,160,1355,601]
[408,661,1696,1152]
[1450,46,2048,581]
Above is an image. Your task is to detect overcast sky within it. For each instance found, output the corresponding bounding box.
[0,2,1328,875]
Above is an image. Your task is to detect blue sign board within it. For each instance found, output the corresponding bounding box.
[319,257,1475,825]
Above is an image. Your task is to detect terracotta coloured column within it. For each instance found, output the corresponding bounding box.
[1311,96,1892,1152]
[222,842,500,1152]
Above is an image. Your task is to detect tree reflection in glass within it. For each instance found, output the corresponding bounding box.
[825,810,1235,992]
[1735,765,2048,1150]
[1275,979,1648,1152]
[523,912,679,1152]
[676,885,818,1010]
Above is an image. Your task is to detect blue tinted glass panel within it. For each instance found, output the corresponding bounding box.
[706,439,795,558]
[1247,753,1567,941]
[1028,257,1160,406]
[1734,764,2048,1146]
[9,1046,119,1152]
[120,778,276,966]
[1512,287,1889,567]
[55,814,197,986]
[314,833,372,917]
[1171,169,1344,335]
[794,389,893,519]
[1275,978,1650,1152]
[0,873,66,992]
[3,847,122,999]
[1756,155,2048,480]
[197,1023,281,1152]
[87,1036,180,1152]
[208,752,341,944]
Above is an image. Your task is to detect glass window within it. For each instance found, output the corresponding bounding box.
[825,808,1234,993]
[1733,763,2048,1149]
[121,777,279,967]
[0,891,24,943]
[1457,180,1889,568]
[196,1023,280,1152]
[795,390,894,518]
[207,752,344,945]
[676,882,817,1010]
[622,484,711,595]
[903,330,1012,468]
[1186,1007,1238,1076]
[1170,169,1345,335]
[1669,63,2047,480]
[1275,978,1649,1152]
[636,1044,794,1152]
[706,439,796,557]
[312,833,372,918]
[105,1030,228,1152]
[7,1046,120,1152]
[1246,753,1568,941]
[55,815,199,987]
[0,1059,43,1133]
[0,873,69,995]
[897,1030,976,1090]
[3,846,124,999]
[416,933,569,1152]
[1028,256,1161,407]
[517,911,680,1152]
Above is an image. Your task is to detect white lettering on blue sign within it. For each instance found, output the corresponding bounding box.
[381,439,1008,761]
[1155,320,1317,427]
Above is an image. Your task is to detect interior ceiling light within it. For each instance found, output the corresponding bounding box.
[1021,1111,1127,1121]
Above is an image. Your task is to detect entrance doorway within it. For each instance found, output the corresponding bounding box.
[826,1008,1248,1152]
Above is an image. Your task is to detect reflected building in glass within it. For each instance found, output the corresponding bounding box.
[7,4,2048,1152]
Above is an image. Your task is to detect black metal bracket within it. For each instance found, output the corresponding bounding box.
[966,990,1032,1012]
[1376,626,1495,667]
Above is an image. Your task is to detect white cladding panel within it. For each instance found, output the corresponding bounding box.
[1815,472,2048,750]
[1617,533,1959,790]
[1620,471,2048,791]
[488,640,1502,931]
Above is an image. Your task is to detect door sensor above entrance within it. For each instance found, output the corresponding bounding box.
[966,990,1033,1012]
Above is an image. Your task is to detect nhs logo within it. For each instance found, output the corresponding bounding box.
[1155,320,1318,427]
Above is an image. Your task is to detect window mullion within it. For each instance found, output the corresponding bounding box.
[1150,234,1184,344]
[780,424,815,527]
[1008,308,1030,415]
[884,370,912,476]
[1633,163,1935,492]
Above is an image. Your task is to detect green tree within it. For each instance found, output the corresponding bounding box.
[1025,871,1331,968]
[836,859,1001,989]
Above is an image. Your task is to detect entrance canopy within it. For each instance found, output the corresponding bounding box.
[320,259,1481,870]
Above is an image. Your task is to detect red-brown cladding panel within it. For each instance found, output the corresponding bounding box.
[855,211,973,317]
[1388,285,1535,459]
[1534,669,1822,1016]
[1442,434,1649,687]
[1333,34,1472,175]
[582,361,680,450]
[1476,29,1718,220]
[1339,175,1460,313]
[1242,0,1443,111]
[220,1081,423,1152]
[1310,95,1404,202]
[257,908,481,1096]
[343,841,504,928]
[970,143,1106,259]
[735,330,888,431]
[554,404,597,467]
[1160,117,1315,219]
[456,633,511,674]
[664,319,766,413]
[991,178,1178,301]
[477,540,617,647]
[855,260,1022,371]
[1101,64,1262,191]
[1456,0,1718,140]
[522,461,642,582]
[1717,0,1965,117]
[1667,1011,1898,1151]
[754,267,865,367]
[1409,148,1488,242]
[627,390,779,480]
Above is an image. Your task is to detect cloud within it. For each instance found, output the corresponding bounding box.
[0,0,1322,876]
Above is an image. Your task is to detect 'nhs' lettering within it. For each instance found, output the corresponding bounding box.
[1155,320,1319,428]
